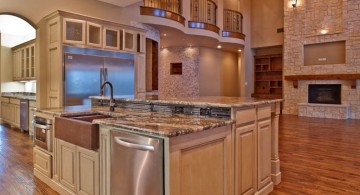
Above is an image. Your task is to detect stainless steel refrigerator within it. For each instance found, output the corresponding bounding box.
[63,46,135,106]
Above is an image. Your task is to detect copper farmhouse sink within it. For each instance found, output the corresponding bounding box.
[55,113,112,150]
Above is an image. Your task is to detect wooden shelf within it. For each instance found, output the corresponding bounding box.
[284,74,360,89]
[254,54,283,99]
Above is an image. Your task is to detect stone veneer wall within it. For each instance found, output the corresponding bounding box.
[283,0,360,119]
[159,47,200,98]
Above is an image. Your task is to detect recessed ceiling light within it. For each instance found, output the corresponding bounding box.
[238,49,242,52]
[163,33,167,37]
[217,45,222,49]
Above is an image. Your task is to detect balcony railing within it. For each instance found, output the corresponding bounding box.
[189,0,219,33]
[222,9,245,40]
[141,0,185,25]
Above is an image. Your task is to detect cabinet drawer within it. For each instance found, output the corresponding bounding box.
[10,98,20,105]
[257,105,271,120]
[235,108,256,125]
[29,101,36,108]
[34,147,52,178]
[1,97,9,103]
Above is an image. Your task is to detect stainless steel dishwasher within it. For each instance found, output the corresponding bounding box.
[110,130,164,195]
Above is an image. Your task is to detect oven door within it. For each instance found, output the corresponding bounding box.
[33,123,52,152]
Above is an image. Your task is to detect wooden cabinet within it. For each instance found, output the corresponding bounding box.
[252,54,283,99]
[169,125,233,195]
[103,27,120,50]
[63,18,86,45]
[37,11,147,108]
[137,33,146,53]
[123,29,136,52]
[136,54,146,96]
[12,40,36,80]
[58,139,99,195]
[234,106,273,195]
[34,147,52,178]
[87,22,102,47]
[257,119,272,190]
[1,97,20,128]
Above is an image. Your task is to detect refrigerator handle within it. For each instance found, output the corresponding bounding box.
[104,68,108,81]
[100,68,103,87]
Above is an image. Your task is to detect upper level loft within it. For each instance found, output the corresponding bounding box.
[138,0,245,51]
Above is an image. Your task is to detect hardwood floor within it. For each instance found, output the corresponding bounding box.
[0,123,58,195]
[1,115,360,194]
[271,115,360,195]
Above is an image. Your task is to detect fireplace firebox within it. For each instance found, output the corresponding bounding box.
[308,84,341,104]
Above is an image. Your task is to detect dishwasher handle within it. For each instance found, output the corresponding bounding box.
[114,137,155,151]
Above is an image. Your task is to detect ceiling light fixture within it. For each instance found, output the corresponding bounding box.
[163,33,167,36]
[238,49,242,52]
[217,45,222,49]
[291,0,297,7]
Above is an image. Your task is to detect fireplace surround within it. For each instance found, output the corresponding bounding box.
[308,84,341,104]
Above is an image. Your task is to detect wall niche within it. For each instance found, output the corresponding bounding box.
[304,41,346,66]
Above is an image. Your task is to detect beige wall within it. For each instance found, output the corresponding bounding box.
[0,0,127,25]
[199,48,239,96]
[251,0,284,48]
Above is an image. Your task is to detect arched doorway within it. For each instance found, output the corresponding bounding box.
[0,14,36,93]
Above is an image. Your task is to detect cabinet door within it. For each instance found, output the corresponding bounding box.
[30,44,35,78]
[170,126,232,195]
[257,119,272,190]
[136,54,146,95]
[137,33,146,53]
[21,48,25,78]
[25,46,30,78]
[63,18,86,45]
[1,102,9,121]
[14,104,20,128]
[77,147,99,195]
[87,22,102,48]
[33,147,52,178]
[103,27,119,50]
[59,139,77,193]
[12,50,21,80]
[123,29,136,52]
[235,124,257,195]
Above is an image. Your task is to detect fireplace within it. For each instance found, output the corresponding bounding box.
[308,84,341,104]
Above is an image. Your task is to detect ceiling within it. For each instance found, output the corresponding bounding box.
[154,25,243,52]
[98,0,142,7]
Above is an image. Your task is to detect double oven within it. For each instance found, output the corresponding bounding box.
[33,115,53,152]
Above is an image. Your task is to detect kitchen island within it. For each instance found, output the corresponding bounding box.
[33,97,282,195]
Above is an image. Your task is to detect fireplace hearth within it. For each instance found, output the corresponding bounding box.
[308,84,341,104]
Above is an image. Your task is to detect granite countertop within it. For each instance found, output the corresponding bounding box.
[35,106,234,137]
[2,92,36,101]
[90,96,283,108]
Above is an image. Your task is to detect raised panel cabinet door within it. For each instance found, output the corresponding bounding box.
[59,140,77,193]
[28,108,35,136]
[77,146,99,195]
[257,119,272,190]
[170,126,232,195]
[136,54,146,94]
[63,18,86,45]
[14,104,20,127]
[33,147,52,178]
[235,123,257,195]
[137,33,146,53]
[30,44,35,78]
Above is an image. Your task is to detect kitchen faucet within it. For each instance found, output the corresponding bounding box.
[100,81,116,112]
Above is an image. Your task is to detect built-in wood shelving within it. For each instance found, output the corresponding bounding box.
[284,74,360,89]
